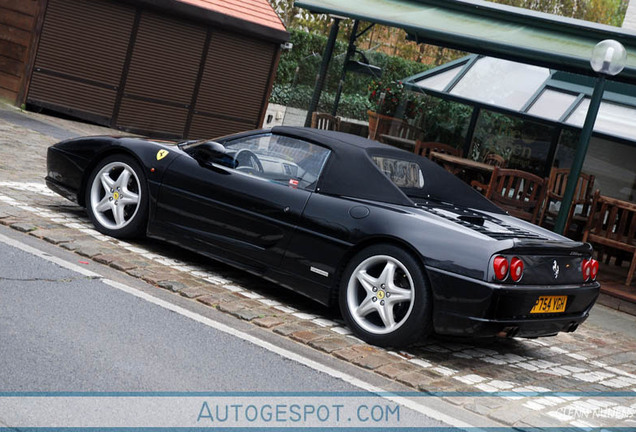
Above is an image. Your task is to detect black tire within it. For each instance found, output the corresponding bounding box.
[339,244,432,348]
[84,154,148,239]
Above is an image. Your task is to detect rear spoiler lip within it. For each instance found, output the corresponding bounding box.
[497,239,593,256]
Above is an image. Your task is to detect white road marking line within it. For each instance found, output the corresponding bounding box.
[0,181,57,197]
[311,318,337,327]
[0,231,474,429]
[0,232,101,279]
[258,298,281,307]
[573,371,615,383]
[454,375,487,385]
[274,305,297,314]
[432,366,457,377]
[409,358,433,368]
[238,291,263,300]
[330,326,352,335]
[567,353,588,361]
[293,312,318,320]
[222,284,244,293]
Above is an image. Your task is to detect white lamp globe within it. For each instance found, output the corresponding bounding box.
[590,39,627,76]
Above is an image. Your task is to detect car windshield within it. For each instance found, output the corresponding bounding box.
[189,133,331,191]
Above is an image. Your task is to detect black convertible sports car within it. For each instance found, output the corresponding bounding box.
[46,127,600,347]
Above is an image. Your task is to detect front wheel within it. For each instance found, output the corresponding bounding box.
[339,244,432,347]
[85,154,148,238]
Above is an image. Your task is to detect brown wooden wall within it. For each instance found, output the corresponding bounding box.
[29,0,136,124]
[20,0,283,138]
[115,10,207,137]
[0,0,41,104]
[190,30,278,138]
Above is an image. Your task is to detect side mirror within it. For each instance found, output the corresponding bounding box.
[193,141,237,168]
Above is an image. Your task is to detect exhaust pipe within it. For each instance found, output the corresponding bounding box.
[496,326,519,338]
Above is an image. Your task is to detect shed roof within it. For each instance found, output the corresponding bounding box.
[295,0,636,84]
[180,0,286,32]
[136,0,288,42]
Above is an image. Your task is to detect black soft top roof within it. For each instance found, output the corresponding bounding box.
[271,127,503,214]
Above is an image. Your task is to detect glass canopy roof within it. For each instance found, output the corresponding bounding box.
[295,0,636,84]
[406,55,636,143]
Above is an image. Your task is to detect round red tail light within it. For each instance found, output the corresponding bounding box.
[582,259,591,281]
[590,259,599,281]
[493,256,509,281]
[510,257,524,282]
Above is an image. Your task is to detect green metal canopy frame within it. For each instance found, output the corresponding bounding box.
[295,0,636,84]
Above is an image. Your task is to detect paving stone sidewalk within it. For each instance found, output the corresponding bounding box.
[1,103,635,429]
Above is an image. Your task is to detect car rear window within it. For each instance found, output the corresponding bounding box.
[372,156,425,189]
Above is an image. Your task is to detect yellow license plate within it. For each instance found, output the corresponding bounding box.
[530,296,567,314]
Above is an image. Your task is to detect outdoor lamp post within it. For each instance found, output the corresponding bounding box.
[554,39,627,235]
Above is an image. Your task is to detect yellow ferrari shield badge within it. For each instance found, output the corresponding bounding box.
[156,150,169,161]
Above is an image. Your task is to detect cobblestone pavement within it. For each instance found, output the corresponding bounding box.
[1,103,636,429]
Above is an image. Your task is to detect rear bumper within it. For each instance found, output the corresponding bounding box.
[428,267,600,338]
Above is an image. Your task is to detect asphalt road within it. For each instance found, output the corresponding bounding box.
[0,240,358,392]
[0,229,459,429]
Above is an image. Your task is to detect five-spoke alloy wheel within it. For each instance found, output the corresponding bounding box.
[85,154,148,238]
[339,244,431,347]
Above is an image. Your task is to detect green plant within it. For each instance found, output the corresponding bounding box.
[367,80,421,118]
[270,84,372,120]
[415,94,471,140]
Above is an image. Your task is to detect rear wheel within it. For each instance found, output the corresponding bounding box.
[85,154,148,238]
[339,244,432,347]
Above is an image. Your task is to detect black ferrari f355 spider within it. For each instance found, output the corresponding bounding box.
[46,127,600,347]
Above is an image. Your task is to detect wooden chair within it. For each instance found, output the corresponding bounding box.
[483,153,506,168]
[482,167,548,224]
[378,122,425,151]
[311,112,340,131]
[414,141,461,159]
[538,167,595,238]
[470,153,506,191]
[388,122,423,141]
[369,115,403,140]
[583,191,636,286]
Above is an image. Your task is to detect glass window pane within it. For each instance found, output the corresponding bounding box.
[450,57,550,111]
[372,156,425,188]
[413,67,461,92]
[527,89,578,120]
[222,133,331,190]
[566,99,636,141]
[469,110,553,176]
[556,130,636,202]
[415,95,472,150]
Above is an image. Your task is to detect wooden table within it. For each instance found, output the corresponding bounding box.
[430,151,496,187]
[378,134,417,152]
[430,151,495,175]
